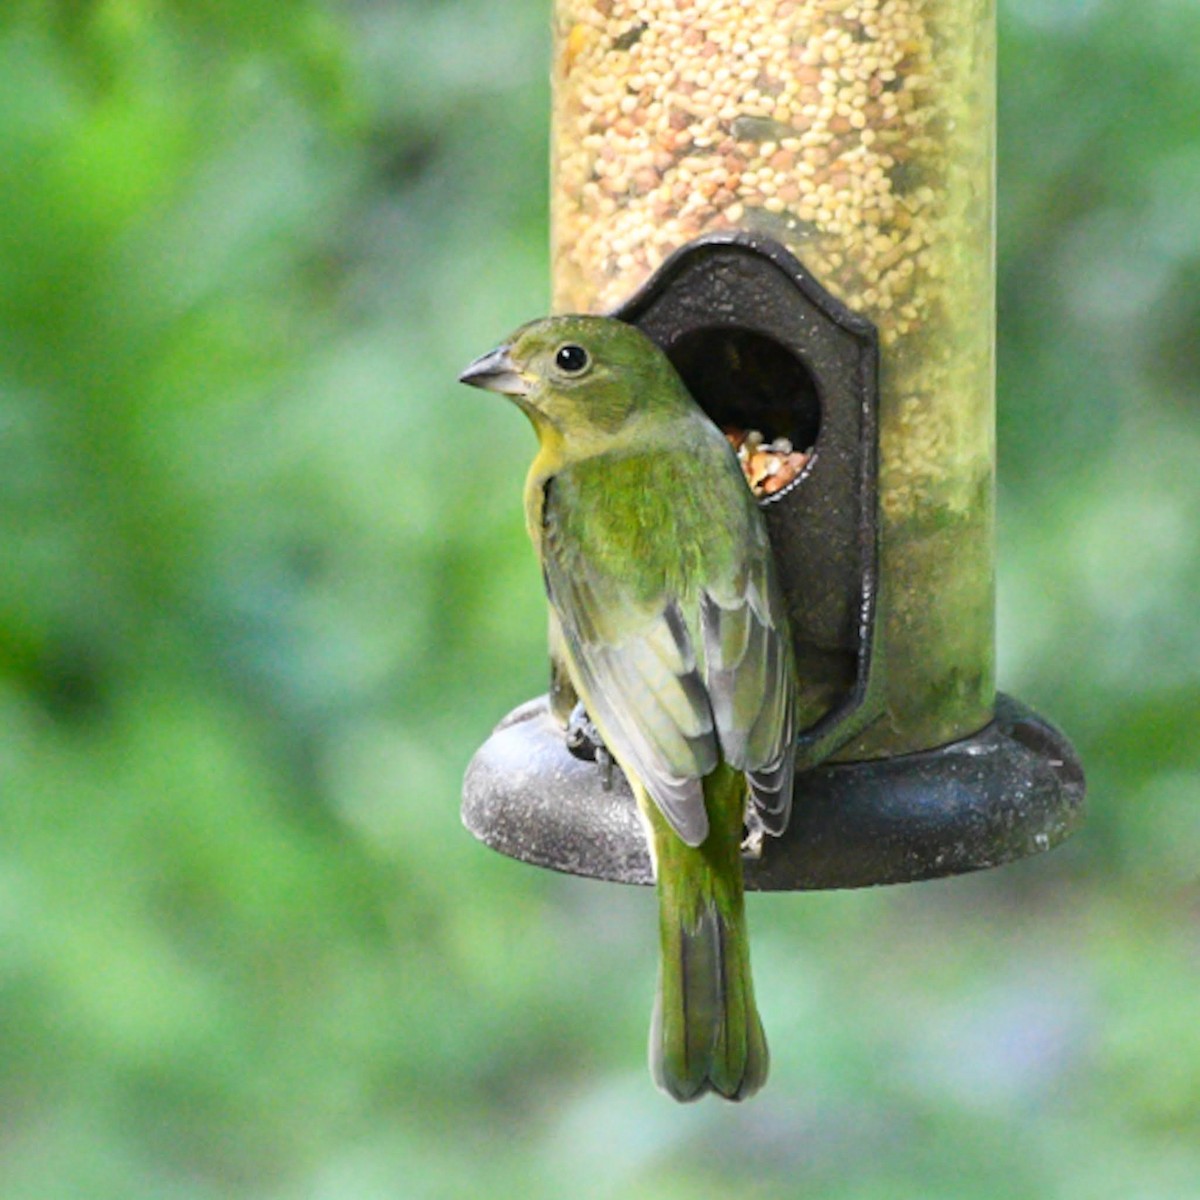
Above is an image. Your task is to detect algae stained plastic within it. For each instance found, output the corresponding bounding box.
[551,0,997,759]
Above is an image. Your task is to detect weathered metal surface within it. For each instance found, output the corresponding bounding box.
[462,693,1086,891]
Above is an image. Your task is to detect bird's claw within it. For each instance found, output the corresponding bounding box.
[596,746,614,791]
[565,702,614,789]
[741,815,766,859]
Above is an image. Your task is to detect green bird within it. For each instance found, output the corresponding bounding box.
[460,315,797,1101]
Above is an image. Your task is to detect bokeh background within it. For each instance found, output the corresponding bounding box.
[2,1,1198,1197]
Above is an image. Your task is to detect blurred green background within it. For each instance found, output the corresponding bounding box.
[2,1,1198,1197]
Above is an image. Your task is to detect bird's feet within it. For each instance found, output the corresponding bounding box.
[741,813,767,859]
[565,703,614,790]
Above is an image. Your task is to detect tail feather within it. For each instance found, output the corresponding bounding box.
[711,904,768,1099]
[649,865,768,1102]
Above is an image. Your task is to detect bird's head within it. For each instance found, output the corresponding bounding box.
[459,315,685,445]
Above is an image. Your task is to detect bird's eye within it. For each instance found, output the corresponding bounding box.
[555,344,590,374]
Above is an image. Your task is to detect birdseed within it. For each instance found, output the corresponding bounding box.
[726,427,811,498]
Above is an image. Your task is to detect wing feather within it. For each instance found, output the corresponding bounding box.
[701,552,796,836]
[542,443,796,846]
[542,482,717,846]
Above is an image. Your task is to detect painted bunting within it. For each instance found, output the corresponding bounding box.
[460,315,797,1101]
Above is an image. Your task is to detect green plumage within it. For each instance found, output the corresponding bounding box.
[643,764,768,1101]
[460,315,797,1101]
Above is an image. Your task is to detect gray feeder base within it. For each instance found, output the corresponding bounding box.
[461,694,1085,890]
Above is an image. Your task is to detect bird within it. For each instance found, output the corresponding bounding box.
[460,314,797,1101]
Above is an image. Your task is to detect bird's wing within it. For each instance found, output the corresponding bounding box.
[699,541,797,836]
[541,480,718,847]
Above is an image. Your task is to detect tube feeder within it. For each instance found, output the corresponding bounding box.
[463,0,1084,889]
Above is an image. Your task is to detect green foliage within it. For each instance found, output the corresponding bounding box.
[0,1,1197,1197]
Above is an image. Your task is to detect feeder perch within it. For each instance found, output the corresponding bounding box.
[463,0,1084,888]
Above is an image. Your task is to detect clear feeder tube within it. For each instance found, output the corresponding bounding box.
[551,0,996,758]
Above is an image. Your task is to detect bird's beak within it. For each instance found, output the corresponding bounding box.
[458,345,531,397]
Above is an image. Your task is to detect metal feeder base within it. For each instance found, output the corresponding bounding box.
[461,694,1085,890]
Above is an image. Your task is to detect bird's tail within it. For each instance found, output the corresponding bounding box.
[644,768,768,1102]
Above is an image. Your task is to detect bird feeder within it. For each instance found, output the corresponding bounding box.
[463,0,1084,888]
